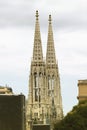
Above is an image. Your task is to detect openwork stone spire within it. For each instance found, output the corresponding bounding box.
[46,15,56,65]
[32,10,43,62]
[46,14,63,121]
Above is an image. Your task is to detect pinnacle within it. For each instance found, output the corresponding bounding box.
[36,10,39,20]
[49,15,52,24]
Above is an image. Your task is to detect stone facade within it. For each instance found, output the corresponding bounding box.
[26,11,63,130]
[78,79,87,101]
[0,85,13,95]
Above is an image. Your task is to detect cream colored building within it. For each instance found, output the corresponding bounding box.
[0,85,13,95]
[26,11,63,130]
[78,79,87,101]
[77,79,87,101]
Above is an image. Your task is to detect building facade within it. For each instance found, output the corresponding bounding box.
[77,79,87,101]
[0,94,25,130]
[0,85,13,95]
[26,11,63,130]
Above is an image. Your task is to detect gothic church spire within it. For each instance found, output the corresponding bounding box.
[26,12,63,130]
[46,15,56,65]
[33,10,43,62]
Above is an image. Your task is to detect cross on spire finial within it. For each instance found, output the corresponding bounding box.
[49,15,52,24]
[36,10,39,20]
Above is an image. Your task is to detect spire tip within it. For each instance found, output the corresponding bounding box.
[36,10,39,20]
[49,15,52,24]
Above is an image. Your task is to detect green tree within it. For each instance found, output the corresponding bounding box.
[53,100,87,130]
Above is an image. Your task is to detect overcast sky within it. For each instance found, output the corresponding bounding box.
[0,0,87,115]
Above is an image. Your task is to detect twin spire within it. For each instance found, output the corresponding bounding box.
[33,10,56,64]
[46,14,56,65]
[33,10,43,62]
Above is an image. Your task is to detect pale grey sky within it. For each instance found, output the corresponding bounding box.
[0,0,87,115]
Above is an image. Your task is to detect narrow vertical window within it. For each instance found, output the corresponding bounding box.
[34,73,38,101]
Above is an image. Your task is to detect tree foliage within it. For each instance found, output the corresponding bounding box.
[53,100,87,130]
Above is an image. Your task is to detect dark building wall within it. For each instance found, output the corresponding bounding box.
[32,124,50,130]
[0,94,25,130]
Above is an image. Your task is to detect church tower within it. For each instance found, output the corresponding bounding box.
[26,11,63,130]
[26,10,47,130]
[46,15,63,121]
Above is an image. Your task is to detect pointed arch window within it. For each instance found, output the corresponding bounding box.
[34,72,42,102]
[52,75,54,90]
[48,74,55,96]
[48,75,51,90]
[34,72,38,101]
